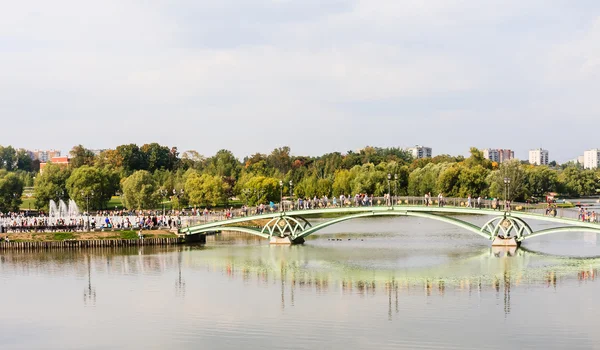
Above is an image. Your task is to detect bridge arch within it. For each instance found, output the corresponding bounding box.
[294,211,492,240]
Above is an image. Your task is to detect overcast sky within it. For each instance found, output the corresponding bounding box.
[1,1,599,162]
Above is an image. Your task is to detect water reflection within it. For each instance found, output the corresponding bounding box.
[0,244,598,318]
[83,254,96,306]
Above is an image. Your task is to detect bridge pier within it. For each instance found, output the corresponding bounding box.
[269,236,305,245]
[491,236,519,247]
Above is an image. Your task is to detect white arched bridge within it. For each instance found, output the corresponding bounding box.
[179,199,600,246]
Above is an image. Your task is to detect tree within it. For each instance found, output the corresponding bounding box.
[437,164,462,197]
[524,166,559,197]
[15,149,33,172]
[0,172,24,212]
[69,145,96,169]
[0,146,17,171]
[66,166,119,210]
[95,149,124,168]
[457,165,489,197]
[267,147,292,174]
[186,171,228,207]
[122,170,159,209]
[205,149,240,178]
[332,169,353,196]
[141,143,171,172]
[559,167,598,197]
[33,163,71,210]
[487,160,527,201]
[116,144,147,172]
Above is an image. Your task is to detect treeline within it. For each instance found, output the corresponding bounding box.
[0,143,598,213]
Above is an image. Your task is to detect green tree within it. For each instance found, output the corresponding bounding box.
[487,160,527,201]
[185,172,228,207]
[66,166,119,210]
[524,166,559,197]
[33,164,71,210]
[559,167,599,197]
[0,172,24,212]
[122,170,159,209]
[332,169,353,196]
[15,149,34,172]
[0,146,17,171]
[69,145,96,169]
[437,164,462,197]
[457,165,489,197]
[205,149,240,178]
[141,143,172,172]
[267,147,292,174]
[116,144,148,172]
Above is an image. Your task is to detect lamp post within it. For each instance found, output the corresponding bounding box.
[81,190,94,231]
[387,173,391,207]
[160,189,168,216]
[394,174,398,208]
[503,177,511,212]
[172,189,184,212]
[279,180,284,212]
[26,193,32,216]
[289,180,293,210]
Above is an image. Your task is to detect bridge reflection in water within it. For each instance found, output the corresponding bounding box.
[0,242,597,318]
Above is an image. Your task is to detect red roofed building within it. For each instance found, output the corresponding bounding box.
[39,156,70,173]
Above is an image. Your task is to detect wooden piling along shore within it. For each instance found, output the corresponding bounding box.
[0,237,186,250]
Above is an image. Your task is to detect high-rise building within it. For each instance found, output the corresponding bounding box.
[408,145,432,159]
[29,149,61,162]
[583,149,600,169]
[481,148,514,163]
[528,148,549,165]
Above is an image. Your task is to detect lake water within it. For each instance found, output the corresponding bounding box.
[1,215,600,349]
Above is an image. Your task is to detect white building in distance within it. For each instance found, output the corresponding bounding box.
[583,149,600,169]
[408,145,432,159]
[482,148,514,163]
[528,148,549,165]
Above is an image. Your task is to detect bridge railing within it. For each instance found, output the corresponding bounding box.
[182,196,596,228]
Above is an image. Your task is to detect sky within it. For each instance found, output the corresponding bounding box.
[0,1,599,162]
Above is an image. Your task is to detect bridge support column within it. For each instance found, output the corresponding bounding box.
[491,236,518,247]
[269,236,305,245]
[185,234,207,244]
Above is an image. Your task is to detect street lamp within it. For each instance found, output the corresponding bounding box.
[279,180,284,212]
[81,190,94,231]
[173,189,184,211]
[394,174,398,208]
[387,173,391,207]
[503,177,511,211]
[289,180,293,210]
[26,193,32,216]
[160,189,168,216]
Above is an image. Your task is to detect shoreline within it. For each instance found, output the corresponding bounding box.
[1,229,178,243]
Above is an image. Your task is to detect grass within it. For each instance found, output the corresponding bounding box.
[53,232,76,240]
[19,197,37,211]
[5,229,178,242]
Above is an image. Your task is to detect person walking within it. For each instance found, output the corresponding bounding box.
[467,195,472,208]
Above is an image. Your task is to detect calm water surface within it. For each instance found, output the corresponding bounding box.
[1,216,600,349]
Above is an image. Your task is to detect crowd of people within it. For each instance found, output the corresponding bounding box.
[578,207,598,223]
